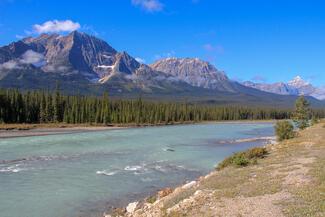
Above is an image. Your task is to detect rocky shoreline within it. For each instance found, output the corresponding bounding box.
[104,145,274,217]
[104,122,325,217]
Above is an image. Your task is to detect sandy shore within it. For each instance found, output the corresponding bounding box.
[0,126,125,139]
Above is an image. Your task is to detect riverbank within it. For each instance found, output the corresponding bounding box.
[0,124,126,139]
[111,121,325,217]
[0,120,275,139]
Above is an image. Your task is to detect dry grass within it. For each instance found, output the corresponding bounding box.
[128,120,325,217]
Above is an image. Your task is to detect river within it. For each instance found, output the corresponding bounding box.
[0,122,274,217]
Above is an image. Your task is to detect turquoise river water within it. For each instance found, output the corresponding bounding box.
[0,122,274,217]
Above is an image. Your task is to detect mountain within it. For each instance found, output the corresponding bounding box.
[242,76,325,100]
[0,31,192,94]
[0,31,324,107]
[150,58,234,91]
[242,81,299,95]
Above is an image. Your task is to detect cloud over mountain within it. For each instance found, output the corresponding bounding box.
[33,20,80,34]
[20,50,45,65]
[0,50,45,70]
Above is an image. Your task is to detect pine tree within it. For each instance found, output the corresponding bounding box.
[293,96,310,130]
[0,89,324,125]
[39,93,47,123]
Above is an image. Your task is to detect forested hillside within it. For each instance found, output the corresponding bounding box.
[1,89,325,125]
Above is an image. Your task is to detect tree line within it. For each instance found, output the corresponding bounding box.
[1,89,324,125]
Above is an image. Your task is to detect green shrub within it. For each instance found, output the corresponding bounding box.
[232,154,250,166]
[275,120,295,141]
[311,117,319,126]
[216,155,234,170]
[146,195,157,204]
[245,147,268,158]
[216,147,268,170]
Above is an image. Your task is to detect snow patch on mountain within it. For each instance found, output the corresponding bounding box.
[242,76,325,100]
[288,76,310,87]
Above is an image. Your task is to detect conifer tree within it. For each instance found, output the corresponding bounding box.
[293,96,310,130]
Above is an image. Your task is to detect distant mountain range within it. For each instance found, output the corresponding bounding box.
[243,76,325,100]
[0,31,324,107]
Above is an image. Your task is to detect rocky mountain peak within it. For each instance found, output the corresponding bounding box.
[1,32,322,102]
[150,57,229,89]
[242,76,324,100]
[114,51,141,75]
[288,76,310,88]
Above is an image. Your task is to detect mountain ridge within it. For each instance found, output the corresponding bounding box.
[0,31,324,108]
[242,76,325,100]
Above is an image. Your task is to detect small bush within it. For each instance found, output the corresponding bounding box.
[232,154,250,166]
[245,147,268,159]
[275,120,295,141]
[216,147,268,170]
[146,195,157,204]
[311,117,319,126]
[216,155,234,170]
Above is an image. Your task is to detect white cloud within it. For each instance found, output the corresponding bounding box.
[20,50,45,65]
[33,20,80,34]
[43,65,70,73]
[135,57,146,63]
[0,60,20,70]
[0,50,45,70]
[132,0,163,12]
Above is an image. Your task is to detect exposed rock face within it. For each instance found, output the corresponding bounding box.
[287,76,316,96]
[24,31,117,79]
[1,31,118,80]
[114,52,140,75]
[0,32,324,105]
[151,57,230,90]
[0,31,180,91]
[242,76,325,100]
[242,81,299,95]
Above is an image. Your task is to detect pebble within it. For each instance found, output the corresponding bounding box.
[126,201,139,213]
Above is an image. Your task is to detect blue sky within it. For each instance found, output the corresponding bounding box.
[0,0,324,86]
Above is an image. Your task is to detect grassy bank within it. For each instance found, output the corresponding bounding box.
[119,121,325,217]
